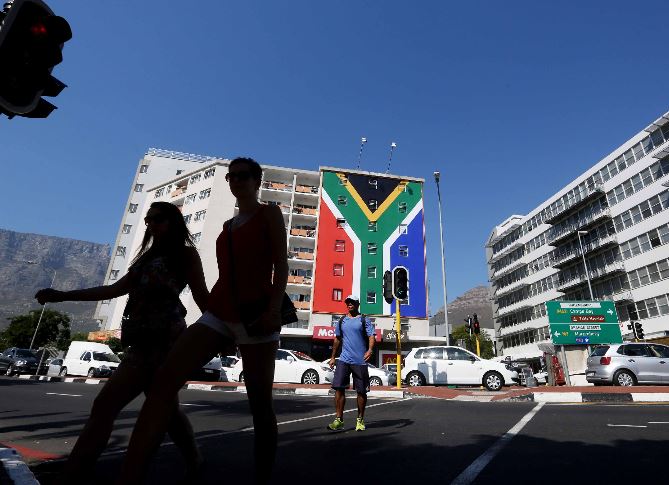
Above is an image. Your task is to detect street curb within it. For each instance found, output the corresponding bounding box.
[504,392,669,403]
[0,447,38,485]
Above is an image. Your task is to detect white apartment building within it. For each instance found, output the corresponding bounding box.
[95,149,439,362]
[487,110,669,359]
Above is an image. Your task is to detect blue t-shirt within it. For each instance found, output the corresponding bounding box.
[336,315,375,365]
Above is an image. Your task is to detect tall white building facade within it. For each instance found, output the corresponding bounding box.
[95,149,441,363]
[487,111,669,359]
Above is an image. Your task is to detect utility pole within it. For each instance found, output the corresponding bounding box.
[434,171,450,345]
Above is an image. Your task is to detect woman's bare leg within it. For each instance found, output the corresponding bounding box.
[59,361,147,483]
[165,403,202,475]
[239,341,278,485]
[116,323,227,484]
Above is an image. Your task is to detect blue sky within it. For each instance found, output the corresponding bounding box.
[3,1,669,315]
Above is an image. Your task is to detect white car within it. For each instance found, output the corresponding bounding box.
[232,349,334,385]
[323,359,395,386]
[401,346,518,391]
[219,355,240,382]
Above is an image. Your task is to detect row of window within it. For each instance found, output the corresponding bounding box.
[331,288,409,305]
[607,159,669,208]
[333,239,409,257]
[492,124,669,254]
[613,190,669,233]
[620,222,669,260]
[501,326,551,349]
[633,292,669,321]
[628,257,669,290]
[498,302,546,329]
[336,195,408,213]
[548,197,609,242]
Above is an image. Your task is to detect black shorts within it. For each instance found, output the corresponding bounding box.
[332,361,370,394]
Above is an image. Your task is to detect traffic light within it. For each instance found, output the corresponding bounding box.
[0,0,72,118]
[382,270,394,304]
[464,315,472,335]
[634,322,644,340]
[473,313,481,335]
[392,266,408,301]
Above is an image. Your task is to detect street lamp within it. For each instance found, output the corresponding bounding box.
[434,171,450,345]
[576,231,594,300]
[22,260,57,350]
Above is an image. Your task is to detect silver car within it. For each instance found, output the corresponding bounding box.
[586,343,669,386]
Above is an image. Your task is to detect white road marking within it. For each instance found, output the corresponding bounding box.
[648,421,669,424]
[180,403,209,407]
[46,392,82,397]
[607,424,647,428]
[451,402,545,485]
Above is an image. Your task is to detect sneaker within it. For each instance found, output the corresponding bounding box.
[355,417,366,431]
[327,417,344,431]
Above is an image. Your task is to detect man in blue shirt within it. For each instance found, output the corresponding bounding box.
[327,295,376,431]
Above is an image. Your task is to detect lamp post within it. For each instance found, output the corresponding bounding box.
[434,171,450,345]
[22,261,57,350]
[577,231,594,300]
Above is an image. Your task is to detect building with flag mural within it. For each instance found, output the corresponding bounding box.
[96,150,445,367]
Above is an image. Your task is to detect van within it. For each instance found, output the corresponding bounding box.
[61,341,121,378]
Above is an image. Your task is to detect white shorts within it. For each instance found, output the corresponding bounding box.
[195,311,280,345]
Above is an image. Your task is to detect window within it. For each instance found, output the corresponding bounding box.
[183,214,192,224]
[333,264,344,276]
[194,210,206,221]
[335,240,345,252]
[369,179,378,189]
[336,218,346,228]
[190,174,201,184]
[134,184,143,192]
[185,194,196,205]
[128,203,138,213]
[398,202,407,213]
[122,224,132,234]
[366,290,376,304]
[369,199,378,210]
[399,245,409,257]
[425,348,444,360]
[192,232,201,244]
[154,188,164,198]
[399,224,408,235]
[110,270,119,280]
[176,169,184,175]
[199,188,211,199]
[339,176,348,185]
[332,288,343,301]
[101,300,111,304]
[204,167,216,179]
[367,266,377,278]
[116,246,126,257]
[368,221,377,232]
[447,348,474,361]
[338,195,347,206]
[367,242,377,255]
[139,164,148,173]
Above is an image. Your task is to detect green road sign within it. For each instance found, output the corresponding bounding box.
[545,300,623,345]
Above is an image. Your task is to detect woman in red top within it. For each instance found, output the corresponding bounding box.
[118,158,288,485]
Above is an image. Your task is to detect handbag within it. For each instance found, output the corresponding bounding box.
[226,215,298,337]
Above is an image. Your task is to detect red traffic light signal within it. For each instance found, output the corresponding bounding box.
[473,314,481,335]
[0,0,72,117]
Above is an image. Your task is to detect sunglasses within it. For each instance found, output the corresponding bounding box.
[144,214,168,224]
[225,171,253,183]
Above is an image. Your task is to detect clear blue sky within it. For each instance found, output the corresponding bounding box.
[3,1,669,315]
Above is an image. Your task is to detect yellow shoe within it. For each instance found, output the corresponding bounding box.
[355,417,366,431]
[327,417,344,431]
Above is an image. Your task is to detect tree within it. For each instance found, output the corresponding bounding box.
[104,337,123,354]
[452,325,495,359]
[70,332,90,342]
[1,309,71,350]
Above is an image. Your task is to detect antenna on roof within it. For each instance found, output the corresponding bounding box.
[385,142,397,173]
[355,137,367,170]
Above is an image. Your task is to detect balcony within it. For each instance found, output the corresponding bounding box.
[288,275,313,285]
[494,280,529,299]
[496,301,533,318]
[288,251,315,261]
[600,291,633,303]
[171,187,187,198]
[290,228,316,238]
[488,240,524,265]
[262,180,293,192]
[292,206,318,216]
[547,208,612,246]
[295,184,319,195]
[552,248,581,269]
[557,274,588,292]
[293,301,311,310]
[544,184,606,225]
[588,261,625,280]
[552,234,618,269]
[490,259,527,282]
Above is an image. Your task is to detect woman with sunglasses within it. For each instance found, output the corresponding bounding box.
[117,158,288,484]
[35,201,209,484]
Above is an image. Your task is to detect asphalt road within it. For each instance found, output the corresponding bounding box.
[1,376,668,484]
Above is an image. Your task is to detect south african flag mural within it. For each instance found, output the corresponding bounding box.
[312,169,428,318]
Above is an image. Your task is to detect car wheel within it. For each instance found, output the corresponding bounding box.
[613,370,635,387]
[406,371,425,387]
[483,371,504,392]
[301,370,319,385]
[87,368,96,378]
[239,372,245,383]
[59,367,67,377]
[5,365,14,376]
[369,376,383,386]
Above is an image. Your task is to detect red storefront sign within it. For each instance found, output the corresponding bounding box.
[312,326,382,342]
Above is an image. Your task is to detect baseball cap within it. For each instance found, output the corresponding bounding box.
[344,295,360,304]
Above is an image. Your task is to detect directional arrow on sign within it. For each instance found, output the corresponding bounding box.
[607,309,614,315]
[554,331,560,338]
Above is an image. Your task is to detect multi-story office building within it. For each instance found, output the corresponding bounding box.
[487,111,669,359]
[95,149,440,364]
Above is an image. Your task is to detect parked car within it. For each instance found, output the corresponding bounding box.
[191,356,222,381]
[323,359,395,386]
[0,348,49,376]
[401,346,519,391]
[61,342,120,377]
[586,343,669,386]
[219,355,240,382]
[232,349,333,384]
[47,358,64,376]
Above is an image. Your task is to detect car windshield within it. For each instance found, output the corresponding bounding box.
[293,351,314,361]
[16,349,37,358]
[93,352,121,363]
[590,346,610,357]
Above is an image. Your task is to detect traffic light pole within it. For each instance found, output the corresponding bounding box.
[475,335,480,357]
[395,299,402,390]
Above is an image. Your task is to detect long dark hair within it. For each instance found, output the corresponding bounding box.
[131,202,196,270]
